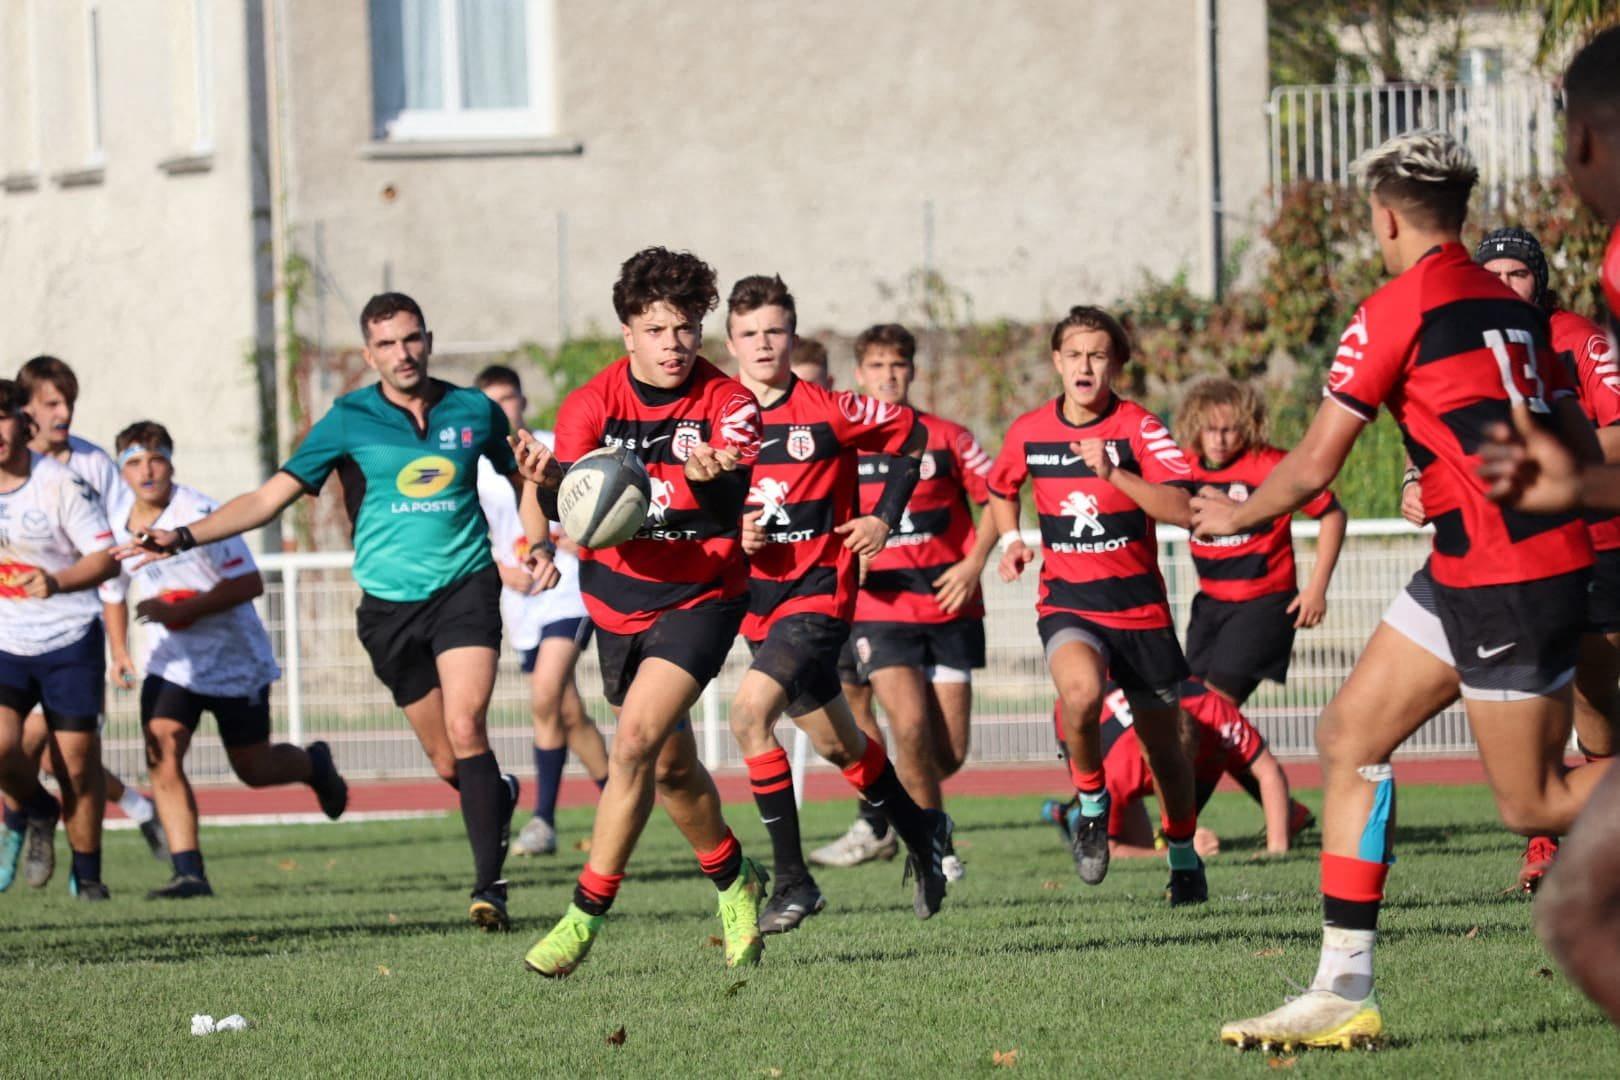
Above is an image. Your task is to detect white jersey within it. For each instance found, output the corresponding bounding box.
[62,434,131,520]
[0,453,115,656]
[476,430,584,651]
[106,484,280,697]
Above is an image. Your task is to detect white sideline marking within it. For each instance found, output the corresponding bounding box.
[103,809,450,829]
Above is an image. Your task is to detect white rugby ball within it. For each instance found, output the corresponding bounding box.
[558,446,652,549]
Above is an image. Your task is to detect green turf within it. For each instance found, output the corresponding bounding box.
[0,786,1610,1076]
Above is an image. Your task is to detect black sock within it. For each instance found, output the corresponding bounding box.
[2,803,23,832]
[861,761,934,853]
[21,787,59,821]
[746,749,807,885]
[858,794,890,839]
[533,745,566,825]
[172,849,206,880]
[71,849,102,884]
[455,752,506,892]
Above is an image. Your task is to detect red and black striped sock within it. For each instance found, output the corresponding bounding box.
[572,865,624,916]
[696,829,745,892]
[746,748,806,884]
[841,736,932,853]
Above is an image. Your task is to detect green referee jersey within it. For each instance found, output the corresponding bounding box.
[280,379,518,602]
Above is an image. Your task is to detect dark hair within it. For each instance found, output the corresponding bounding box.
[115,420,174,456]
[474,364,523,393]
[853,323,916,365]
[726,274,797,333]
[0,378,33,427]
[1049,305,1133,365]
[791,337,829,370]
[611,247,719,325]
[16,355,79,406]
[1565,25,1620,132]
[359,292,426,342]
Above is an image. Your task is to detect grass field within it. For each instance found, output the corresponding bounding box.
[2,785,1611,1076]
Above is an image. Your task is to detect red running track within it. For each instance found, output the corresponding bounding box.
[106,757,1498,821]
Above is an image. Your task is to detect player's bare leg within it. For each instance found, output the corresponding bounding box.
[401,689,460,787]
[517,638,605,856]
[867,665,941,809]
[144,720,200,855]
[1048,639,1111,884]
[926,678,972,779]
[1131,699,1204,903]
[0,706,64,888]
[809,678,901,868]
[1222,624,1462,1050]
[1536,764,1620,1024]
[728,668,821,922]
[45,729,105,896]
[1467,692,1610,836]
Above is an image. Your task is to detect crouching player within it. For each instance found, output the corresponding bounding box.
[520,248,768,977]
[475,365,609,856]
[724,275,950,931]
[1198,131,1609,1049]
[1044,679,1312,861]
[988,306,1207,904]
[105,422,348,897]
[1176,378,1347,705]
[0,379,119,897]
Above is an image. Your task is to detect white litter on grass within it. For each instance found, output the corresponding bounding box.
[191,1014,250,1036]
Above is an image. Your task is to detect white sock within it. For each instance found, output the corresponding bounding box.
[118,787,155,825]
[1311,926,1375,1001]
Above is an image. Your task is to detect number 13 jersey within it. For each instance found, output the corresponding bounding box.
[1326,242,1591,588]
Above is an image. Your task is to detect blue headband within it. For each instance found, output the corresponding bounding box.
[118,444,171,467]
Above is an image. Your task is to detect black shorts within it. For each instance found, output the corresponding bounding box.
[1037,611,1188,706]
[517,617,594,674]
[595,595,746,709]
[355,567,503,708]
[746,613,850,717]
[0,622,104,733]
[1432,569,1586,700]
[1588,549,1620,635]
[1183,590,1297,703]
[140,675,272,749]
[837,638,867,688]
[850,618,986,681]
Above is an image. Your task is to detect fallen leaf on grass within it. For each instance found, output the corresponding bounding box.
[573,838,592,853]
[377,965,391,977]
[724,980,748,998]
[277,859,298,872]
[1267,1056,1297,1069]
[1463,926,1480,940]
[606,1026,626,1046]
[244,935,259,943]
[991,1048,1019,1068]
[705,936,724,948]
[762,1069,783,1077]
[1537,967,1555,979]
[1041,880,1062,890]
[325,858,338,870]
[1253,947,1283,958]
[387,913,400,925]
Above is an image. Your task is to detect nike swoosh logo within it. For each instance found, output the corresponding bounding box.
[1476,642,1515,659]
[643,435,671,446]
[1061,455,1082,466]
[866,799,886,808]
[761,816,782,824]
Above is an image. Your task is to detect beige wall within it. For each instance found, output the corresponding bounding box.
[282,0,1269,354]
[0,0,265,505]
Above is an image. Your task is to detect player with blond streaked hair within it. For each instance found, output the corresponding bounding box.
[1196,129,1610,1050]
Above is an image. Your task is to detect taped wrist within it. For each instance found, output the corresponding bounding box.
[871,455,922,530]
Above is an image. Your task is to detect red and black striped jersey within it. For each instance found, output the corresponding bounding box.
[853,412,991,624]
[553,356,762,634]
[1186,445,1339,601]
[1326,243,1591,588]
[1604,224,1620,345]
[1093,680,1265,789]
[742,379,920,639]
[988,396,1191,630]
[1551,308,1620,552]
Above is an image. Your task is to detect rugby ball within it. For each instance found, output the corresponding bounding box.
[558,446,652,548]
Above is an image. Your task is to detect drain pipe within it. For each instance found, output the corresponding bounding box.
[1207,0,1225,301]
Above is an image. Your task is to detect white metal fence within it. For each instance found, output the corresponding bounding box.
[96,520,1475,787]
[1268,79,1560,203]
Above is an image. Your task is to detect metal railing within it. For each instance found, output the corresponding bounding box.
[97,519,1473,787]
[1268,79,1560,203]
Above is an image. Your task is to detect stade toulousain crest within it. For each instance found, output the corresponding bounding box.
[671,422,703,462]
[787,426,815,461]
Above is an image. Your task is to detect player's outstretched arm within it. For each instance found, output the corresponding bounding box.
[1191,402,1362,538]
[117,472,304,564]
[1242,748,1295,854]
[1290,503,1346,629]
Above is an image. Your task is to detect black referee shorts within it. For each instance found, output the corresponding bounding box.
[355,567,503,708]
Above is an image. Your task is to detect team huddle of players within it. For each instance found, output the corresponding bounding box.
[4,26,1619,1052]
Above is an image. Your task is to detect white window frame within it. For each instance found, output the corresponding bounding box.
[377,0,556,141]
[85,0,105,163]
[191,0,213,153]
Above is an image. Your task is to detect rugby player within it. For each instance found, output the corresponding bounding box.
[1476,25,1620,1028]
[813,325,996,879]
[988,305,1207,904]
[1043,680,1312,861]
[518,248,768,977]
[1176,378,1347,705]
[0,379,120,897]
[474,365,608,857]
[1198,130,1609,1050]
[789,337,833,389]
[724,275,950,931]
[105,422,348,898]
[119,293,545,930]
[0,357,164,889]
